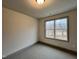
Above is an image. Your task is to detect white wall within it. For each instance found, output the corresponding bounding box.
[2,7,38,58]
[39,9,77,52]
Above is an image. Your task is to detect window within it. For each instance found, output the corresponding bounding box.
[45,17,69,41]
[45,20,54,38]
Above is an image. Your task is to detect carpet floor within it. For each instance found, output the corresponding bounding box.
[4,43,77,59]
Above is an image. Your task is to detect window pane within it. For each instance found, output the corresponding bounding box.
[55,18,68,41]
[45,20,54,38]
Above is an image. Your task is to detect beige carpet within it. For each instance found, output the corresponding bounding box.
[4,43,77,59]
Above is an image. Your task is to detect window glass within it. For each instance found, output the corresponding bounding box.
[45,20,54,38]
[45,17,68,41]
[55,18,67,41]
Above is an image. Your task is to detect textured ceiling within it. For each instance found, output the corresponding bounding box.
[3,0,77,19]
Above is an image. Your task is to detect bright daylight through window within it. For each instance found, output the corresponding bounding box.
[45,17,68,41]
